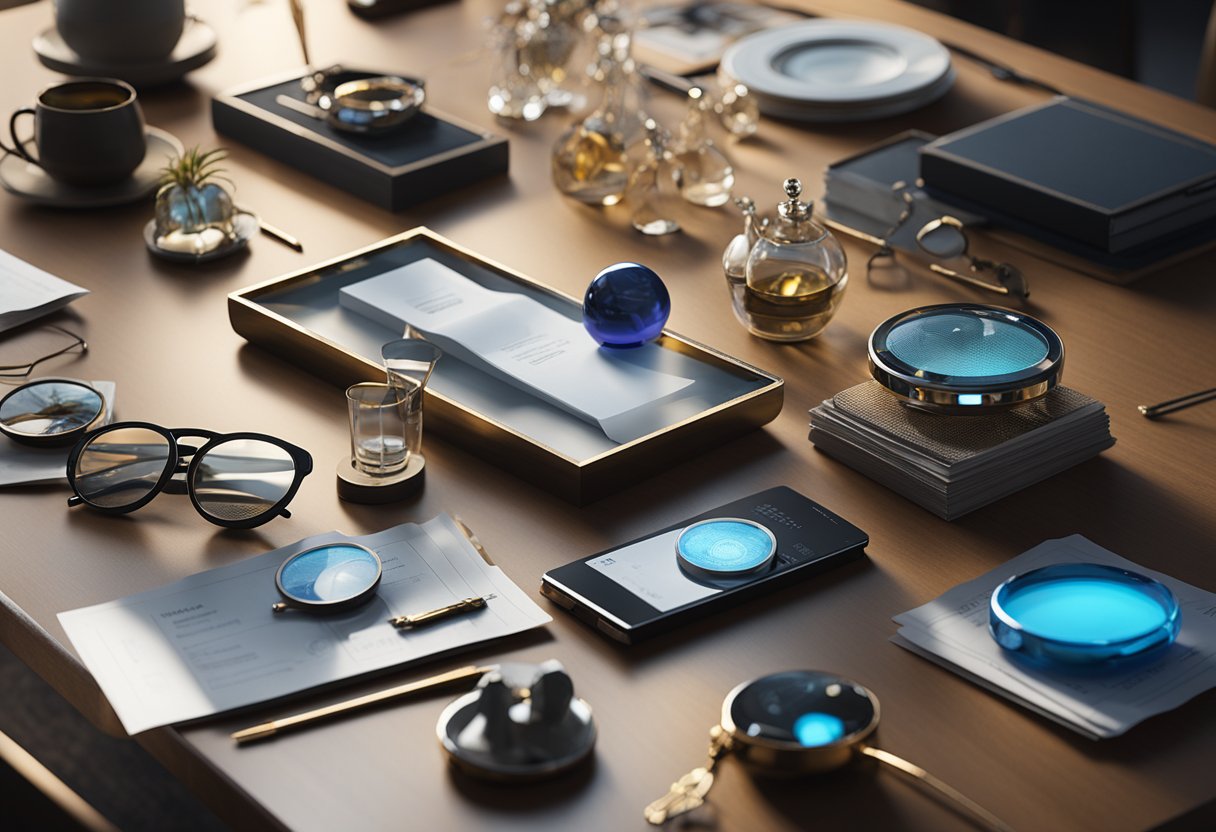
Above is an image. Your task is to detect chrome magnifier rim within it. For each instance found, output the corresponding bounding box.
[312,71,426,134]
[868,303,1064,414]
[0,378,106,447]
[272,542,383,614]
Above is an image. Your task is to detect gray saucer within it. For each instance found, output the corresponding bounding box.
[0,127,182,209]
[143,213,259,263]
[33,17,218,87]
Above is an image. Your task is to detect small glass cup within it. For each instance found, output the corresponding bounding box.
[346,382,413,477]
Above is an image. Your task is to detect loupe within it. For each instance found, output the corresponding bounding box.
[646,670,1011,831]
[869,303,1064,413]
[0,379,105,447]
[990,563,1181,665]
[675,518,777,583]
[295,68,425,134]
[272,542,383,614]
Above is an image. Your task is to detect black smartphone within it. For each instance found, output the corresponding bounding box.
[540,486,868,644]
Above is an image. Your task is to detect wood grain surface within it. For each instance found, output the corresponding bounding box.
[1,1,1213,830]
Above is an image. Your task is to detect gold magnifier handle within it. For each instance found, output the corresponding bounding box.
[644,725,729,825]
[860,745,1015,832]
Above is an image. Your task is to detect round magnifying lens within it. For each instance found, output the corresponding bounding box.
[273,542,383,614]
[868,303,1064,413]
[721,670,880,775]
[675,518,777,580]
[0,379,105,447]
[990,563,1181,665]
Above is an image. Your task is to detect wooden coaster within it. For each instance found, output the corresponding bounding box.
[336,454,425,503]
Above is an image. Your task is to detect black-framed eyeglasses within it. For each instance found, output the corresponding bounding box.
[0,325,88,379]
[66,422,314,529]
[866,182,1030,299]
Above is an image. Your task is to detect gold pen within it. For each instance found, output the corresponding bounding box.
[388,596,487,629]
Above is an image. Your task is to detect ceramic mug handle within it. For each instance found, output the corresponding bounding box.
[6,108,37,164]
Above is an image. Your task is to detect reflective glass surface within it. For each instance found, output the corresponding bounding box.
[728,670,876,747]
[0,380,102,440]
[990,563,1181,663]
[676,519,776,575]
[886,311,1048,378]
[278,544,381,604]
[192,439,295,522]
[74,427,171,508]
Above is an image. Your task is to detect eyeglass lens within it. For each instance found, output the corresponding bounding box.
[74,427,172,508]
[191,438,296,523]
[0,380,102,441]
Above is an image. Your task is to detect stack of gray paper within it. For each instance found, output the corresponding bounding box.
[892,535,1216,739]
[809,381,1114,519]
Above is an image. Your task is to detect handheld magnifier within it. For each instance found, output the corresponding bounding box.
[869,303,1063,414]
[645,670,1012,831]
[272,542,383,614]
[675,518,777,583]
[990,563,1181,665]
[0,379,105,448]
[284,68,426,134]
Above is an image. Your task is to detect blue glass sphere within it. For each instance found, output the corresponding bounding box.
[582,262,671,348]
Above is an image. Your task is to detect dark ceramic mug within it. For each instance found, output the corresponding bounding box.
[54,0,186,63]
[7,79,146,187]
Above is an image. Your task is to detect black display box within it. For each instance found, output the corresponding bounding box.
[211,69,509,211]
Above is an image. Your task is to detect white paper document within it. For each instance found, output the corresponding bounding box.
[586,528,720,612]
[892,535,1216,739]
[0,248,89,333]
[339,259,694,443]
[0,380,115,486]
[58,515,551,735]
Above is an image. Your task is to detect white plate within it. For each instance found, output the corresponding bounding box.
[752,68,955,123]
[0,127,182,208]
[33,17,217,87]
[721,20,951,106]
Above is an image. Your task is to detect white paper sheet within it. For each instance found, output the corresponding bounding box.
[0,248,89,333]
[0,380,116,486]
[892,535,1216,739]
[58,515,551,735]
[339,259,694,443]
[586,528,721,612]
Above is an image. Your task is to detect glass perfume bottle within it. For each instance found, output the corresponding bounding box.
[672,87,735,208]
[550,17,643,205]
[740,178,848,342]
[487,4,548,121]
[625,119,681,235]
[715,82,759,140]
[722,195,761,326]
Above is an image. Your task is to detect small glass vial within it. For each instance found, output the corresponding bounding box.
[625,119,681,235]
[740,178,848,342]
[722,196,760,326]
[550,17,642,205]
[672,87,734,207]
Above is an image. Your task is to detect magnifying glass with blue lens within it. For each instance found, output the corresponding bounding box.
[646,670,1013,831]
[272,542,383,614]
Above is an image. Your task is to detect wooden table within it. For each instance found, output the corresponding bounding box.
[2,1,1214,829]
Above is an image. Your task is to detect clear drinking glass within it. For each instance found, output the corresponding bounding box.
[346,383,412,477]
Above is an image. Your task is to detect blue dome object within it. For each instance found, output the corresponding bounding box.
[582,262,671,348]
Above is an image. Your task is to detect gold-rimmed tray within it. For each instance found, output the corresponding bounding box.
[228,228,783,504]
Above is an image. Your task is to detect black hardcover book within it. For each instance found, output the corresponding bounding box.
[919,98,1216,254]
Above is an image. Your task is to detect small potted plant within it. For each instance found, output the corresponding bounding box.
[153,146,236,256]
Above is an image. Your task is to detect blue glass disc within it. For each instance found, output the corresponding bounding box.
[793,712,846,747]
[886,311,1048,378]
[278,544,381,605]
[989,563,1181,664]
[582,262,671,348]
[676,519,776,575]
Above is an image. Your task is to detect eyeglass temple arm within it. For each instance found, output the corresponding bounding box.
[927,263,1012,296]
[859,746,1014,832]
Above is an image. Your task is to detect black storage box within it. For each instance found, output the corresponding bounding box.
[212,69,508,211]
[919,98,1216,254]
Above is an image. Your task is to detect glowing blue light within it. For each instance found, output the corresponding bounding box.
[677,520,775,574]
[959,394,983,405]
[793,712,846,747]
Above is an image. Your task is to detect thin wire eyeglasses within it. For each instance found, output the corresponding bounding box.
[866,182,1030,299]
[0,325,87,380]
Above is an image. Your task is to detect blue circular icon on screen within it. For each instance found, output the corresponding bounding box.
[675,518,777,579]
